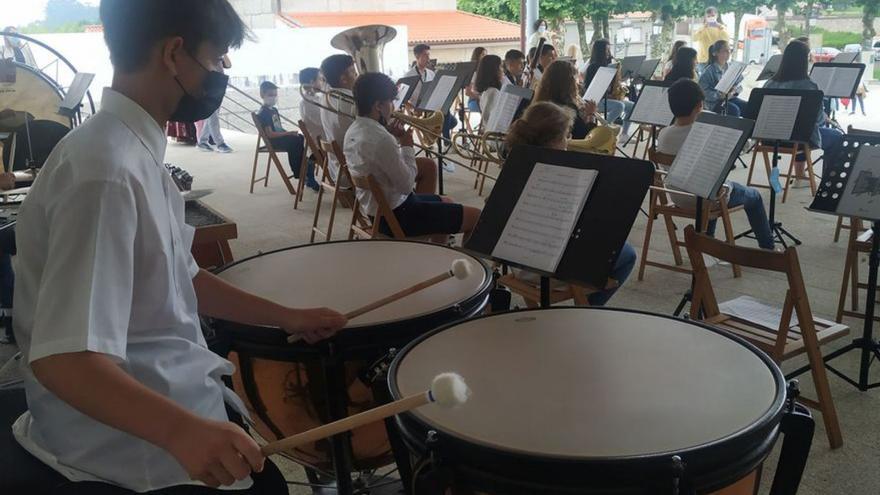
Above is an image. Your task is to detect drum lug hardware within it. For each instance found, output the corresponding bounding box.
[361,349,398,385]
[786,380,801,413]
[425,430,441,466]
[670,455,685,495]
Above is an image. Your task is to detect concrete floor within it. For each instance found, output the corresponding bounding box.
[2,115,880,493]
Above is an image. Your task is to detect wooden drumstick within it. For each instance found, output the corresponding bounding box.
[286,259,474,343]
[261,373,470,456]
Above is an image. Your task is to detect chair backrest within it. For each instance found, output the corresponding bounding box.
[684,225,814,353]
[647,149,675,169]
[251,112,274,153]
[298,119,325,165]
[349,174,407,239]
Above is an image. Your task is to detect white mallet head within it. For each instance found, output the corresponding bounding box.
[450,259,473,280]
[429,372,470,408]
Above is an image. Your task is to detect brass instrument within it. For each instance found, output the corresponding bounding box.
[330,25,397,74]
[568,126,618,156]
[610,65,628,101]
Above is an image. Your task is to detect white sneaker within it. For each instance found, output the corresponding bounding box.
[792,178,811,189]
[442,162,456,173]
[617,132,630,146]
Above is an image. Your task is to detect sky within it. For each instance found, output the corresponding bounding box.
[0,0,100,28]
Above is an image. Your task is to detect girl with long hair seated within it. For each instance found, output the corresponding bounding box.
[504,102,636,306]
[699,40,747,116]
[534,60,598,139]
[664,46,698,82]
[583,39,633,142]
[466,46,488,112]
[473,54,504,128]
[662,40,687,79]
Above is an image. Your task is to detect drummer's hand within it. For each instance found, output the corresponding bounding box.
[166,416,264,488]
[0,173,14,191]
[281,308,348,344]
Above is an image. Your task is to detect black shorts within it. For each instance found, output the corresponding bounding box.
[380,194,463,237]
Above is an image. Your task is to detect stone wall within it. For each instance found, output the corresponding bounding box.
[230,0,279,29]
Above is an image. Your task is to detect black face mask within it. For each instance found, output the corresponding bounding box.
[170,51,229,123]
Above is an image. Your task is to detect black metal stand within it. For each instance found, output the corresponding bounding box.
[457,87,467,134]
[768,380,815,495]
[797,219,880,391]
[735,140,802,247]
[436,139,445,196]
[673,197,704,317]
[540,276,551,308]
[323,349,355,495]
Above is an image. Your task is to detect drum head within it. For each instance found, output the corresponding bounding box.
[393,308,782,459]
[216,241,490,329]
[0,64,69,128]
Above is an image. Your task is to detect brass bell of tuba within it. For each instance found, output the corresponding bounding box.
[330,25,397,74]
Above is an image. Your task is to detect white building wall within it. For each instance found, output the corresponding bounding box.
[280,0,455,12]
[230,0,280,29]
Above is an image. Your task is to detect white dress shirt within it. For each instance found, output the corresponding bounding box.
[405,66,436,107]
[299,94,325,141]
[343,117,417,215]
[319,87,355,183]
[12,88,249,492]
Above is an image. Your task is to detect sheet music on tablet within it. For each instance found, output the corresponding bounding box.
[630,85,674,126]
[810,65,861,98]
[423,75,457,112]
[492,164,598,273]
[583,67,617,103]
[665,122,743,198]
[485,92,521,133]
[714,61,746,94]
[753,95,801,141]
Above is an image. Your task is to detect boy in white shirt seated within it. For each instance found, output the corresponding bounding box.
[344,73,481,238]
[656,79,775,250]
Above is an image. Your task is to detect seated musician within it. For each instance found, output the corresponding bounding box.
[529,43,558,89]
[657,79,775,250]
[699,40,746,116]
[474,55,504,126]
[664,46,698,82]
[404,43,458,148]
[505,102,636,306]
[319,54,358,183]
[5,1,347,492]
[763,40,844,188]
[298,67,324,140]
[503,49,526,87]
[582,39,633,144]
[344,73,480,239]
[534,60,599,139]
[662,41,687,79]
[257,81,319,191]
[465,47,488,112]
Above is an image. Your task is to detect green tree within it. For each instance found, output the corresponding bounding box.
[855,0,879,45]
[775,0,795,49]
[457,0,519,23]
[639,0,701,58]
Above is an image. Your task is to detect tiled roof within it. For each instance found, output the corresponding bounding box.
[282,10,521,45]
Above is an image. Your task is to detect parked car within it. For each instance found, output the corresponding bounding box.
[843,43,862,53]
[812,46,840,63]
[873,39,880,61]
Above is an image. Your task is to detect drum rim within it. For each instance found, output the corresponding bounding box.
[212,239,493,331]
[388,306,787,463]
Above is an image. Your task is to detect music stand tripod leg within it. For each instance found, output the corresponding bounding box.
[322,351,356,495]
[767,140,801,247]
[674,197,704,317]
[540,276,551,308]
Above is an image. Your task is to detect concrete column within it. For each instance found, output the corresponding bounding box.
[525,0,539,44]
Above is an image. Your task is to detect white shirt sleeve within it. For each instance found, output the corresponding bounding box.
[379,131,418,195]
[28,179,138,364]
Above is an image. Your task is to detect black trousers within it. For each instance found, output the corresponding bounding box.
[269,135,305,177]
[0,389,289,494]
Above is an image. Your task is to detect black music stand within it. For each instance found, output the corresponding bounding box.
[635,58,661,83]
[741,88,823,248]
[627,80,674,152]
[58,72,94,125]
[810,62,865,126]
[832,51,860,64]
[464,145,653,307]
[803,135,880,391]
[756,54,783,81]
[484,85,533,134]
[667,113,755,316]
[619,55,646,81]
[394,75,420,110]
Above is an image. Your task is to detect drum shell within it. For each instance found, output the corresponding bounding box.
[389,307,787,495]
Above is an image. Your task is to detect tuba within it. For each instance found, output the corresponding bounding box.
[330,25,397,74]
[568,126,619,156]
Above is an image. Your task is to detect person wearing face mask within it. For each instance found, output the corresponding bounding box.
[528,18,552,50]
[693,7,730,71]
[2,26,29,65]
[2,1,347,493]
[343,73,480,240]
[257,81,318,191]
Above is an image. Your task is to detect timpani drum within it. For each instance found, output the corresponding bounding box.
[390,307,800,494]
[210,240,491,474]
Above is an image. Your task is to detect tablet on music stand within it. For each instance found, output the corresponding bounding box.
[629,80,675,127]
[59,72,95,118]
[394,75,420,109]
[832,51,860,64]
[714,61,747,95]
[583,66,617,103]
[619,55,646,80]
[810,63,865,98]
[465,145,653,289]
[636,58,661,80]
[756,54,782,81]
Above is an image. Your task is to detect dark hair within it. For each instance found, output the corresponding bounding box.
[667,79,704,117]
[260,81,278,95]
[471,47,487,63]
[300,67,320,85]
[534,60,579,108]
[321,54,355,88]
[664,47,697,82]
[708,40,729,65]
[590,39,611,66]
[505,49,525,62]
[353,72,398,117]
[794,36,810,46]
[705,6,718,17]
[506,102,574,149]
[474,55,503,92]
[667,40,686,62]
[527,47,537,62]
[540,44,557,58]
[414,43,430,56]
[533,18,547,31]
[774,40,810,82]
[99,0,248,73]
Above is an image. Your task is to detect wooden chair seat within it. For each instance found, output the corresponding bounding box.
[497,273,617,308]
[746,142,817,203]
[703,313,850,361]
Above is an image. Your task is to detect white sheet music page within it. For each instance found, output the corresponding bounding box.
[753,95,801,141]
[486,92,521,133]
[665,122,743,198]
[719,296,800,330]
[492,164,598,273]
[714,61,746,94]
[583,67,617,103]
[424,75,457,112]
[837,145,880,221]
[630,85,674,126]
[394,83,410,109]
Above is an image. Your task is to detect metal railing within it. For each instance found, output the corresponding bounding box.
[221,82,302,134]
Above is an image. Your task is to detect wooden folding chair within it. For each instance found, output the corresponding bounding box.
[638,150,741,281]
[746,142,817,203]
[630,124,655,160]
[833,216,851,243]
[684,226,848,449]
[496,273,619,308]
[348,174,407,240]
[295,119,324,210]
[248,113,303,204]
[836,217,879,323]
[310,139,355,243]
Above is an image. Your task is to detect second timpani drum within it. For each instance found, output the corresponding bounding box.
[210,240,491,473]
[390,307,794,494]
